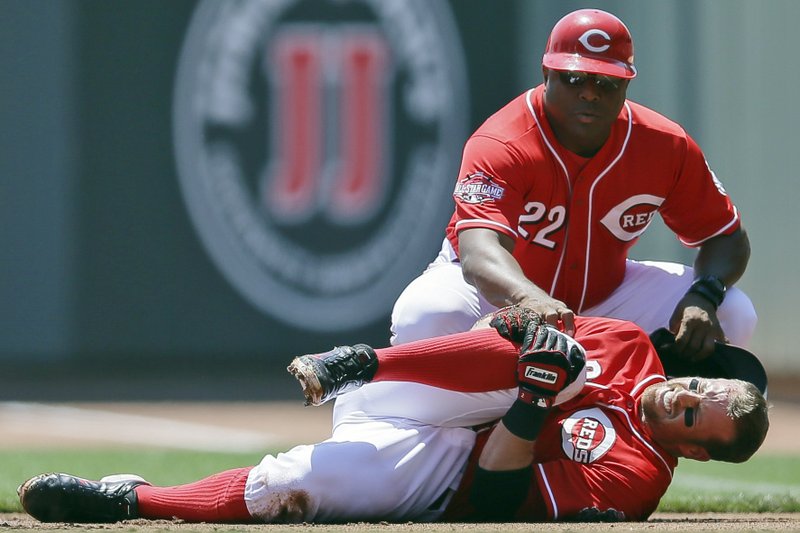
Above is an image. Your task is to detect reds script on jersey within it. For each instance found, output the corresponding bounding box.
[443,317,677,521]
[447,85,739,312]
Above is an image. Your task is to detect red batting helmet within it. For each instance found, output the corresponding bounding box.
[542,9,637,79]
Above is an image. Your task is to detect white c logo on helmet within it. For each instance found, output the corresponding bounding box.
[578,29,611,52]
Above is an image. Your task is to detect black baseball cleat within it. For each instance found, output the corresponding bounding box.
[18,473,150,523]
[287,344,378,406]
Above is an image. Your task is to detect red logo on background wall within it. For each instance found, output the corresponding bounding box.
[561,408,617,463]
[173,0,468,331]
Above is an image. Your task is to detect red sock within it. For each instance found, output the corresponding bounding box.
[374,329,519,391]
[136,467,253,523]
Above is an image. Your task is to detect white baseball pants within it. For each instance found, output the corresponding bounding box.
[390,239,757,346]
[244,385,478,523]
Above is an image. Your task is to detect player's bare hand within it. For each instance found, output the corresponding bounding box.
[517,297,575,336]
[668,293,727,361]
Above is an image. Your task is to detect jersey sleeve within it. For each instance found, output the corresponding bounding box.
[533,455,667,521]
[659,133,740,247]
[450,135,529,239]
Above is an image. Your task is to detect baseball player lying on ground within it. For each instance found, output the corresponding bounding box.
[19,308,768,523]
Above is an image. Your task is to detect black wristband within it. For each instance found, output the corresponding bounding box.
[501,399,550,441]
[687,275,726,309]
[470,465,533,521]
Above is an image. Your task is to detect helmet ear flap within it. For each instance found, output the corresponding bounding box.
[542,9,636,79]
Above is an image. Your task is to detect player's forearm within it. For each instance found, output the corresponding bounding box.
[459,230,552,308]
[471,421,536,521]
[466,260,550,309]
[693,227,750,286]
[478,421,536,470]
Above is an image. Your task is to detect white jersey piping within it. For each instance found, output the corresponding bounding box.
[602,403,674,479]
[525,90,634,309]
[537,463,559,519]
[631,373,666,397]
[526,88,570,296]
[454,218,518,237]
[579,102,633,311]
[679,206,740,247]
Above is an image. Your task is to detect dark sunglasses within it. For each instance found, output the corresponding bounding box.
[558,70,623,91]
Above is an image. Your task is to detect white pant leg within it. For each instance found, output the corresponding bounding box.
[333,382,516,428]
[244,414,475,523]
[390,240,497,345]
[583,260,757,346]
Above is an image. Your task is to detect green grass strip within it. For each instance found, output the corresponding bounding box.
[659,453,800,512]
[4,450,800,514]
[1,448,261,513]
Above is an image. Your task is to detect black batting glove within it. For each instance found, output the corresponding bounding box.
[502,323,587,441]
[515,324,586,407]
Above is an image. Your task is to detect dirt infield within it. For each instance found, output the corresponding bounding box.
[3,513,800,531]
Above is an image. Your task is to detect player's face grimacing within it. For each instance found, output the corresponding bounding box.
[541,67,629,157]
[639,377,739,461]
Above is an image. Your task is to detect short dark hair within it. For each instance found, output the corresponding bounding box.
[699,380,769,463]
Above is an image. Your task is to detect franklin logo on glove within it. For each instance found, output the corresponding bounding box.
[524,366,559,384]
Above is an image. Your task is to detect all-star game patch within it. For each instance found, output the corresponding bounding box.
[453,171,505,204]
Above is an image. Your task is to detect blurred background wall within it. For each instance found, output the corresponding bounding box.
[1,0,796,400]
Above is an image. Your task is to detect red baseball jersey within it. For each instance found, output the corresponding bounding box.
[446,85,740,312]
[443,317,677,522]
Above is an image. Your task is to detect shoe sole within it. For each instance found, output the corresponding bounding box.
[100,474,149,485]
[18,473,148,523]
[18,474,70,522]
[17,475,43,499]
[287,357,324,406]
